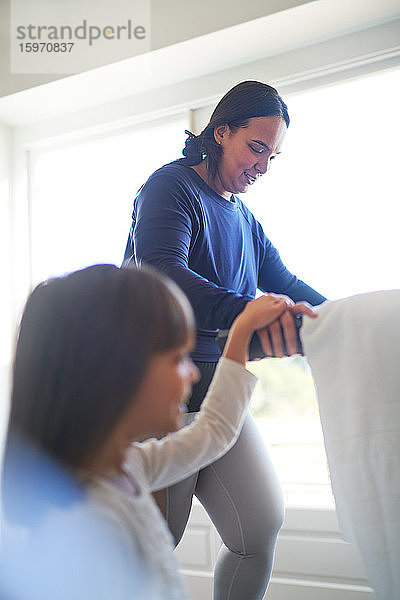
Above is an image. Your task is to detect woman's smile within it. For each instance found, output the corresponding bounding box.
[243,171,258,185]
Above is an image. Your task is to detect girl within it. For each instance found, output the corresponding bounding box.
[2,264,316,599]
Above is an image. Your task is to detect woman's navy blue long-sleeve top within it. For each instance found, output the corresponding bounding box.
[123,161,326,361]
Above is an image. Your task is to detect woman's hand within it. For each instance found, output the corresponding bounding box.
[256,294,318,357]
[223,295,290,365]
[223,293,318,365]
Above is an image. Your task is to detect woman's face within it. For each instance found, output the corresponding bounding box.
[214,116,287,197]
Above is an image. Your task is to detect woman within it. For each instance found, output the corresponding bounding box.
[123,81,326,599]
[2,264,315,600]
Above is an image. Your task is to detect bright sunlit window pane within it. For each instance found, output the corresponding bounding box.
[248,356,332,508]
[30,114,188,284]
[245,67,400,508]
[244,67,400,300]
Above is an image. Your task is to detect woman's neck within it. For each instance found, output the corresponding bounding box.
[191,161,231,200]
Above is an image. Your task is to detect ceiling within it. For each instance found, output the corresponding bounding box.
[0,0,399,127]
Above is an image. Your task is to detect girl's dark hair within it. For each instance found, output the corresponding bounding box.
[8,264,194,470]
[181,80,290,179]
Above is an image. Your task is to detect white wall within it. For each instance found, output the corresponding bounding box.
[149,0,314,50]
[0,121,13,457]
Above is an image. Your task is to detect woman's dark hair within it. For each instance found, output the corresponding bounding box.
[7,264,194,470]
[181,80,290,179]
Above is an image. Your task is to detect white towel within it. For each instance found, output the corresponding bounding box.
[301,291,400,599]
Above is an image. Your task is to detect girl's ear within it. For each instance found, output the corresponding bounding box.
[213,124,229,144]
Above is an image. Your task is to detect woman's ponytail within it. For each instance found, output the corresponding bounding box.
[182,130,204,164]
[181,128,223,178]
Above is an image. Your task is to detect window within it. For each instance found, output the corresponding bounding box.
[29,115,188,284]
[244,67,400,299]
[243,67,400,507]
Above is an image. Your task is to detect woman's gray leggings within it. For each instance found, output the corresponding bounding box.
[165,363,285,600]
